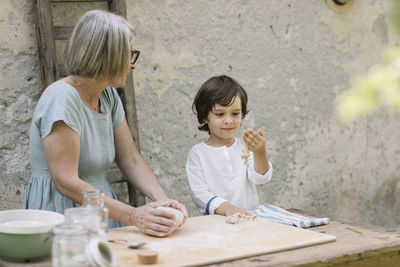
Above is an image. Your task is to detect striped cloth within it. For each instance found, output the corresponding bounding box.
[251,203,329,228]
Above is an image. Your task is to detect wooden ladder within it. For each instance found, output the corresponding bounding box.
[33,0,146,207]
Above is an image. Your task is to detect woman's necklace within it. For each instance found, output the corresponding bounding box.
[80,93,100,112]
[87,100,99,112]
[63,76,101,112]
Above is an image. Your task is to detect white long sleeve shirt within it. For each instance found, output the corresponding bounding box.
[186,138,273,214]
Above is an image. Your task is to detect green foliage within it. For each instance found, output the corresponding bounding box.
[336,48,400,122]
[392,1,400,32]
[336,1,400,122]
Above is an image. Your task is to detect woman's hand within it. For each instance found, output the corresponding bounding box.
[129,202,175,237]
[214,202,253,217]
[160,199,188,219]
[152,198,189,224]
[130,200,188,237]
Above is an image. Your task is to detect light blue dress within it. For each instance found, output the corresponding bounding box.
[24,81,125,228]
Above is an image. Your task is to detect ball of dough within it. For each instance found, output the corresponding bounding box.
[156,206,184,233]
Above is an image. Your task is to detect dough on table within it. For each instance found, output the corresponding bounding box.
[226,212,256,224]
[156,206,184,235]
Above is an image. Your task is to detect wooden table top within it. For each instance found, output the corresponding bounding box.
[1,216,400,267]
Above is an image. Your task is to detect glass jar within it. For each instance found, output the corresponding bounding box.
[86,238,116,267]
[82,190,109,234]
[52,224,89,267]
[64,207,103,238]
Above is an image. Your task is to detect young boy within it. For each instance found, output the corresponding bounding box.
[186,75,273,216]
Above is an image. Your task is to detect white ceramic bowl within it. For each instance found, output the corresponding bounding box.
[0,209,64,262]
[0,209,64,234]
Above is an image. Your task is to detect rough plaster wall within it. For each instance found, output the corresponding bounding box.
[0,0,40,210]
[126,0,400,226]
[1,0,400,229]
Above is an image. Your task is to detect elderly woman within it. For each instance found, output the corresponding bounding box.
[24,9,187,237]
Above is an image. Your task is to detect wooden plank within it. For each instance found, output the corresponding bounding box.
[213,220,400,267]
[57,63,67,78]
[108,0,127,17]
[115,75,146,207]
[107,215,336,267]
[54,26,73,40]
[115,74,141,152]
[34,0,59,90]
[109,0,146,207]
[301,245,400,267]
[51,0,110,2]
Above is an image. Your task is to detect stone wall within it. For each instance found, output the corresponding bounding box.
[1,0,399,228]
[0,0,40,210]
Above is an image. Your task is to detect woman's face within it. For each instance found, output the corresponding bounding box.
[110,37,136,88]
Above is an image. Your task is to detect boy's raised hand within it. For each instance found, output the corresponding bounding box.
[242,128,266,155]
[242,128,270,175]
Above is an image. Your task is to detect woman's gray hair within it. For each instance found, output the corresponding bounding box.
[65,9,134,80]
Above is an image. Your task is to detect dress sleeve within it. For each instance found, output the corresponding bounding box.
[33,83,82,139]
[186,146,227,214]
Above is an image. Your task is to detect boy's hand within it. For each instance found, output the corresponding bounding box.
[242,128,270,174]
[242,128,266,155]
[214,202,254,217]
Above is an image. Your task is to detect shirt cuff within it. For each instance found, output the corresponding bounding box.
[206,196,227,215]
[263,161,273,177]
[251,161,273,184]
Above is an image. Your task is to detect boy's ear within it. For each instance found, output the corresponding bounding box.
[202,119,208,124]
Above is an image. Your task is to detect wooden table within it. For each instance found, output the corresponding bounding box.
[1,217,400,267]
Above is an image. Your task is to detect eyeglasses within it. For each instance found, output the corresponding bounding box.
[130,50,140,65]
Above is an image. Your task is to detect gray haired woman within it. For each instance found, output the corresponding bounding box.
[24,9,187,237]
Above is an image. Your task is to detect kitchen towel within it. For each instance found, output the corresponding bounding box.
[251,203,329,228]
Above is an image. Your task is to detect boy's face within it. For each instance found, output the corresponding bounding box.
[204,96,243,145]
